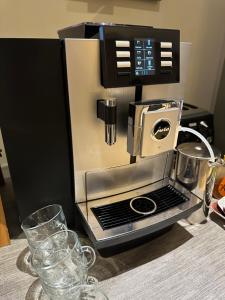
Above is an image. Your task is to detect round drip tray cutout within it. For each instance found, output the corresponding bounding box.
[130,196,157,215]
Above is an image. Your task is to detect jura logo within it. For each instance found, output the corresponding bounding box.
[156,127,169,133]
[153,120,170,140]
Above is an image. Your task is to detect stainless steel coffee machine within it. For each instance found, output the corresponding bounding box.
[59,23,201,253]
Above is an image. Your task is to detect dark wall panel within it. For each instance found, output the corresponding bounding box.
[0,39,75,225]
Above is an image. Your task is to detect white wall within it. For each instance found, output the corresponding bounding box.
[0,0,225,165]
[1,0,225,110]
[214,59,225,154]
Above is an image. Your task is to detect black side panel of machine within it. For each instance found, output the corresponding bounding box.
[58,22,100,39]
[0,39,75,226]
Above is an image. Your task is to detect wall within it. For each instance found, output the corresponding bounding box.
[0,0,225,165]
[214,59,225,154]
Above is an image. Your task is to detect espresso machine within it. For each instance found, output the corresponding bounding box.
[0,23,202,254]
[58,23,201,253]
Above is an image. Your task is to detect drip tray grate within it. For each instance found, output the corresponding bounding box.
[91,185,189,230]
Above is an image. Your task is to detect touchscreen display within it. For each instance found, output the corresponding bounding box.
[134,39,155,76]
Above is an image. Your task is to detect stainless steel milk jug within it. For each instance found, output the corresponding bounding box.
[175,142,220,223]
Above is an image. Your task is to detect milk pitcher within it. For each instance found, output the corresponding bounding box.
[175,142,221,223]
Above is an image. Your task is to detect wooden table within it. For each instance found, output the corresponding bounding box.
[0,166,4,186]
[0,147,5,186]
[0,196,10,247]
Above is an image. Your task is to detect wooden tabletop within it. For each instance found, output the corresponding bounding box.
[0,196,10,247]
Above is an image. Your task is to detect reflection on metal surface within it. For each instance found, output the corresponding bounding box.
[176,157,200,190]
[175,143,220,201]
[105,124,116,145]
[65,39,133,203]
[86,152,171,200]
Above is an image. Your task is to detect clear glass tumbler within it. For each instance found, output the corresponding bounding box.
[41,283,108,300]
[21,204,67,274]
[21,204,67,252]
[31,230,96,288]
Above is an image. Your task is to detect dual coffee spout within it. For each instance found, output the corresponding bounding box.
[97,98,117,145]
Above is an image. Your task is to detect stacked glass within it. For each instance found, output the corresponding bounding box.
[21,204,107,300]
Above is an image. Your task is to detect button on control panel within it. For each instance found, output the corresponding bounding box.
[160,44,173,69]
[116,41,131,72]
[160,42,172,49]
[161,51,172,58]
[161,61,172,67]
[116,51,130,58]
[117,61,131,68]
[115,40,130,48]
[118,71,131,76]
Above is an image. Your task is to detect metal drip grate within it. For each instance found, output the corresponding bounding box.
[91,185,189,230]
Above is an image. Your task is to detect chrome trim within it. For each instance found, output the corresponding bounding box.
[127,100,182,157]
[130,196,157,215]
[105,124,116,145]
[105,98,116,107]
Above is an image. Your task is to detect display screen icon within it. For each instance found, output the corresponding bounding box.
[134,38,155,76]
[136,60,144,70]
[144,40,152,49]
[134,40,143,49]
[135,50,144,60]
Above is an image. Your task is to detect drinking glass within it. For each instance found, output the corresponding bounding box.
[31,230,96,287]
[21,204,67,252]
[41,283,108,300]
[21,204,67,275]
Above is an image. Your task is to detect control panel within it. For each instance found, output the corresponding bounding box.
[99,25,180,88]
[134,38,155,76]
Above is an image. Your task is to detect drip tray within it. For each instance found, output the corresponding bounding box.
[91,185,188,230]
